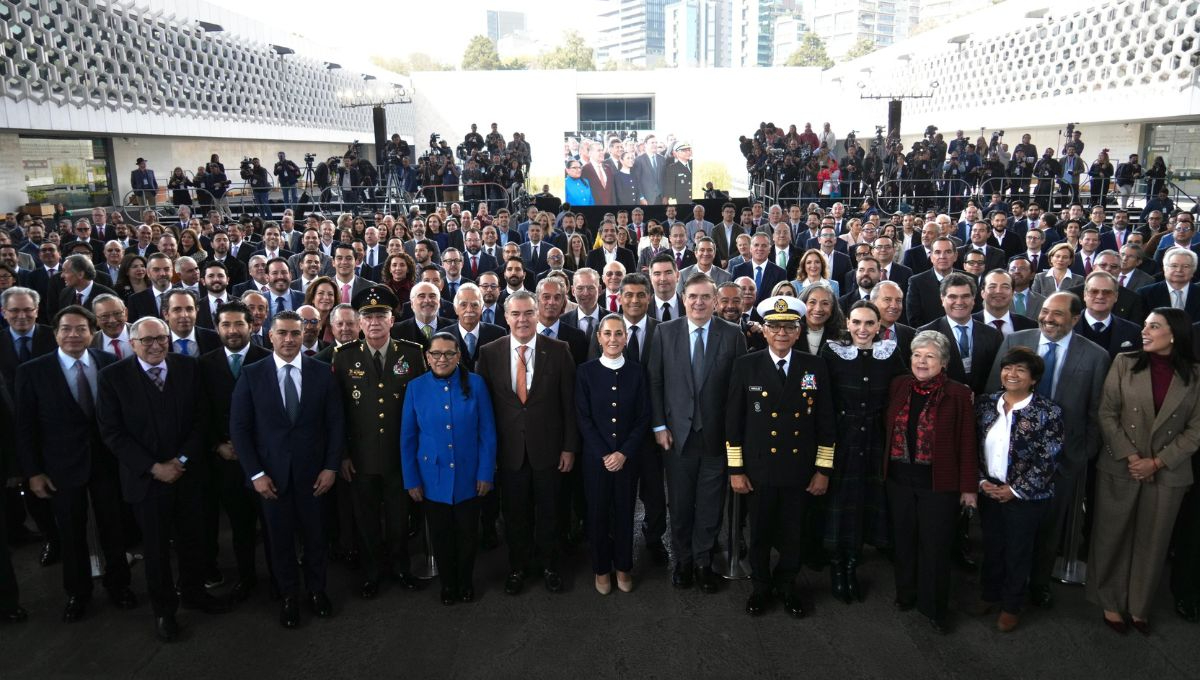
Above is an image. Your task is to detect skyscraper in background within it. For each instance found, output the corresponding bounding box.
[486,10,526,43]
[596,0,668,67]
[730,0,797,67]
[664,0,733,67]
[801,0,920,56]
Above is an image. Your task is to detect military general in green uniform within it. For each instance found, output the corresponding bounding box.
[725,295,836,619]
[334,285,427,598]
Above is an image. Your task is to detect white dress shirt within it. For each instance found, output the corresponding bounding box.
[509,335,535,393]
[768,348,790,376]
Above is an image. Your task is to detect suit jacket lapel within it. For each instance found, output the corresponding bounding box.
[50,356,84,418]
[1151,369,1189,432]
[529,336,549,395]
[495,340,517,405]
[698,321,722,389]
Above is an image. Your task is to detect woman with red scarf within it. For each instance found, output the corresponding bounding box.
[884,330,978,634]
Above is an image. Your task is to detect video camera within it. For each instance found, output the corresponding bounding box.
[303,153,317,165]
[990,130,1005,147]
[239,157,252,171]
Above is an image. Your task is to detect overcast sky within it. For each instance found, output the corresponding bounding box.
[204,0,603,66]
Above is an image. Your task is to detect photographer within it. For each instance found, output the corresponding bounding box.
[193,165,213,213]
[461,157,485,212]
[398,155,420,197]
[1007,148,1033,200]
[357,157,379,204]
[1013,134,1038,169]
[240,157,272,218]
[385,134,411,163]
[168,167,193,207]
[335,155,362,207]
[273,152,301,210]
[463,124,484,155]
[1088,150,1114,209]
[839,143,864,204]
[1114,153,1143,209]
[979,152,1008,197]
[200,161,232,217]
[485,123,505,155]
[1033,148,1062,211]
[440,156,460,203]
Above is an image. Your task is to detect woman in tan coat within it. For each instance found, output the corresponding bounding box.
[1090,307,1200,635]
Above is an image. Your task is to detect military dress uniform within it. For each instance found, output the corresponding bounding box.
[663,144,693,205]
[333,286,428,593]
[725,296,836,617]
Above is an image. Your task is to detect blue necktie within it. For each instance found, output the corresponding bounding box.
[483,308,494,325]
[464,332,477,358]
[542,327,554,339]
[16,336,31,362]
[1038,342,1058,397]
[691,327,705,431]
[754,265,763,290]
[228,353,242,378]
[282,364,300,424]
[955,325,971,359]
[175,339,190,356]
[275,296,286,314]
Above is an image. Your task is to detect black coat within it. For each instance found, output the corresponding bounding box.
[905,269,948,328]
[391,317,455,350]
[0,324,57,386]
[197,345,272,449]
[436,322,506,372]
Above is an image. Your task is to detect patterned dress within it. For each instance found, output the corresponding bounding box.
[821,339,904,553]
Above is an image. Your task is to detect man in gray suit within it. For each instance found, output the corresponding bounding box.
[89,294,133,359]
[1007,255,1046,319]
[648,271,747,593]
[986,291,1109,608]
[678,238,731,295]
[684,204,715,243]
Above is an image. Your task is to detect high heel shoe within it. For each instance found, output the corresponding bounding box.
[595,574,612,595]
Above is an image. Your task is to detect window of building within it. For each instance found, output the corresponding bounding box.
[578,97,654,133]
[19,136,113,209]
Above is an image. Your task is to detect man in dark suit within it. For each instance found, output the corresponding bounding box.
[97,317,228,642]
[535,277,588,365]
[130,158,158,206]
[164,289,220,358]
[125,253,176,322]
[871,281,915,358]
[462,230,499,280]
[584,221,637,273]
[647,254,686,323]
[1138,248,1200,323]
[768,223,803,280]
[0,370,25,623]
[1068,251,1143,322]
[392,282,453,350]
[731,233,787,304]
[55,254,116,317]
[519,223,552,277]
[906,237,959,328]
[230,311,346,629]
[15,305,135,622]
[987,292,1109,608]
[959,221,1008,273]
[334,287,427,599]
[1074,272,1142,358]
[197,301,273,603]
[710,203,744,269]
[196,261,234,330]
[867,236,913,293]
[918,272,1003,396]
[476,290,579,595]
[261,258,306,331]
[438,283,505,372]
[987,211,1024,259]
[647,274,747,591]
[974,270,1039,336]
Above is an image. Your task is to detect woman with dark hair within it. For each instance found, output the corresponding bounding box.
[178,228,206,261]
[821,301,904,603]
[974,347,1063,632]
[114,254,149,300]
[351,216,368,243]
[401,333,496,605]
[1090,307,1200,635]
[564,233,589,272]
[303,276,339,344]
[798,282,844,355]
[168,167,193,206]
[885,330,978,633]
[381,253,416,315]
[1144,156,1167,200]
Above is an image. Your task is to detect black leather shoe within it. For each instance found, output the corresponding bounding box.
[0,606,28,623]
[745,592,767,616]
[39,542,60,567]
[308,591,332,618]
[480,529,499,551]
[279,597,299,629]
[894,597,916,612]
[459,585,475,603]
[1174,598,1198,622]
[228,580,256,604]
[697,566,720,594]
[359,580,379,600]
[181,592,231,614]
[672,566,694,589]
[845,557,863,602]
[62,596,87,623]
[440,587,457,606]
[928,616,950,634]
[830,559,849,604]
[107,586,138,610]
[203,568,225,589]
[155,614,179,641]
[1029,584,1054,608]
[783,590,806,619]
[1130,618,1151,636]
[504,570,525,595]
[646,542,669,566]
[544,569,564,593]
[393,571,420,591]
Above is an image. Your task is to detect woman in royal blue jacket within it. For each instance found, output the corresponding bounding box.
[401,333,497,606]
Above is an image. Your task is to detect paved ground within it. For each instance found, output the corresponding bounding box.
[2,520,1198,680]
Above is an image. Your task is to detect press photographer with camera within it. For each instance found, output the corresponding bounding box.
[463,124,484,155]
[240,157,272,218]
[1034,148,1062,210]
[200,161,232,216]
[273,152,301,210]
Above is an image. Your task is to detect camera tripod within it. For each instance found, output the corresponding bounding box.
[378,160,407,216]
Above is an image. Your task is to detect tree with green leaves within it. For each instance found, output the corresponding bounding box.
[462,35,501,71]
[785,32,834,69]
[370,53,452,75]
[843,38,876,60]
[538,31,595,71]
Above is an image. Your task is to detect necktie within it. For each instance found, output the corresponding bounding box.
[883,326,893,341]
[215,297,224,310]
[676,252,684,269]
[282,364,300,424]
[1173,289,1185,309]
[955,324,971,359]
[992,319,1005,332]
[159,292,169,315]
[627,324,640,360]
[448,281,458,297]
[1084,256,1092,275]
[110,338,123,359]
[147,366,165,391]
[422,324,433,340]
[465,332,477,358]
[16,336,31,362]
[471,255,478,276]
[609,294,619,312]
[76,292,84,306]
[275,296,286,314]
[515,345,528,403]
[372,350,384,375]
[691,328,705,430]
[754,265,763,290]
[175,339,190,355]
[776,358,787,384]
[341,284,351,304]
[367,249,375,268]
[1013,292,1026,316]
[74,360,94,417]
[661,302,672,322]
[777,250,787,269]
[1030,253,1038,270]
[541,327,555,339]
[483,308,494,325]
[1118,274,1127,288]
[532,244,539,261]
[1038,342,1058,397]
[228,353,242,378]
[580,315,592,338]
[304,349,316,357]
[1093,321,1105,333]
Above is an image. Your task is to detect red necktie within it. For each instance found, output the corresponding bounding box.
[883,327,892,340]
[110,338,123,359]
[471,256,478,276]
[609,294,618,312]
[992,319,1005,332]
[1118,274,1127,287]
[75,292,83,305]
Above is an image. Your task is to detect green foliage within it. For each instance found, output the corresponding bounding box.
[843,38,876,60]
[784,32,834,69]
[537,31,595,71]
[370,53,453,75]
[462,35,501,71]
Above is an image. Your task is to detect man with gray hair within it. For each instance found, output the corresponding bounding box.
[1138,246,1200,323]
[58,253,117,312]
[391,282,450,349]
[90,294,133,359]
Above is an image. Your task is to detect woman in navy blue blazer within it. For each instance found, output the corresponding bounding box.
[575,315,650,595]
[974,347,1063,633]
[400,333,497,605]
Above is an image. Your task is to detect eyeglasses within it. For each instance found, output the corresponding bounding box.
[427,350,459,360]
[135,335,170,346]
[763,323,800,333]
[299,318,320,325]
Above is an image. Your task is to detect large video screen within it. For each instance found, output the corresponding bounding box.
[562,131,695,206]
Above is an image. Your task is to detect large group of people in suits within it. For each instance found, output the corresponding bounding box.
[0,183,1198,646]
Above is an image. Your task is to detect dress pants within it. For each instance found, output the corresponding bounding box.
[4,487,58,547]
[1088,472,1187,619]
[0,485,20,611]
[500,459,561,572]
[204,457,270,582]
[425,497,480,591]
[663,431,726,569]
[887,479,959,621]
[979,495,1049,614]
[480,474,501,535]
[635,440,667,548]
[746,484,808,594]
[351,469,411,581]
[582,453,636,575]
[322,476,357,555]
[1170,455,1200,603]
[51,461,130,600]
[134,475,206,617]
[262,481,328,597]
[1029,470,1079,589]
